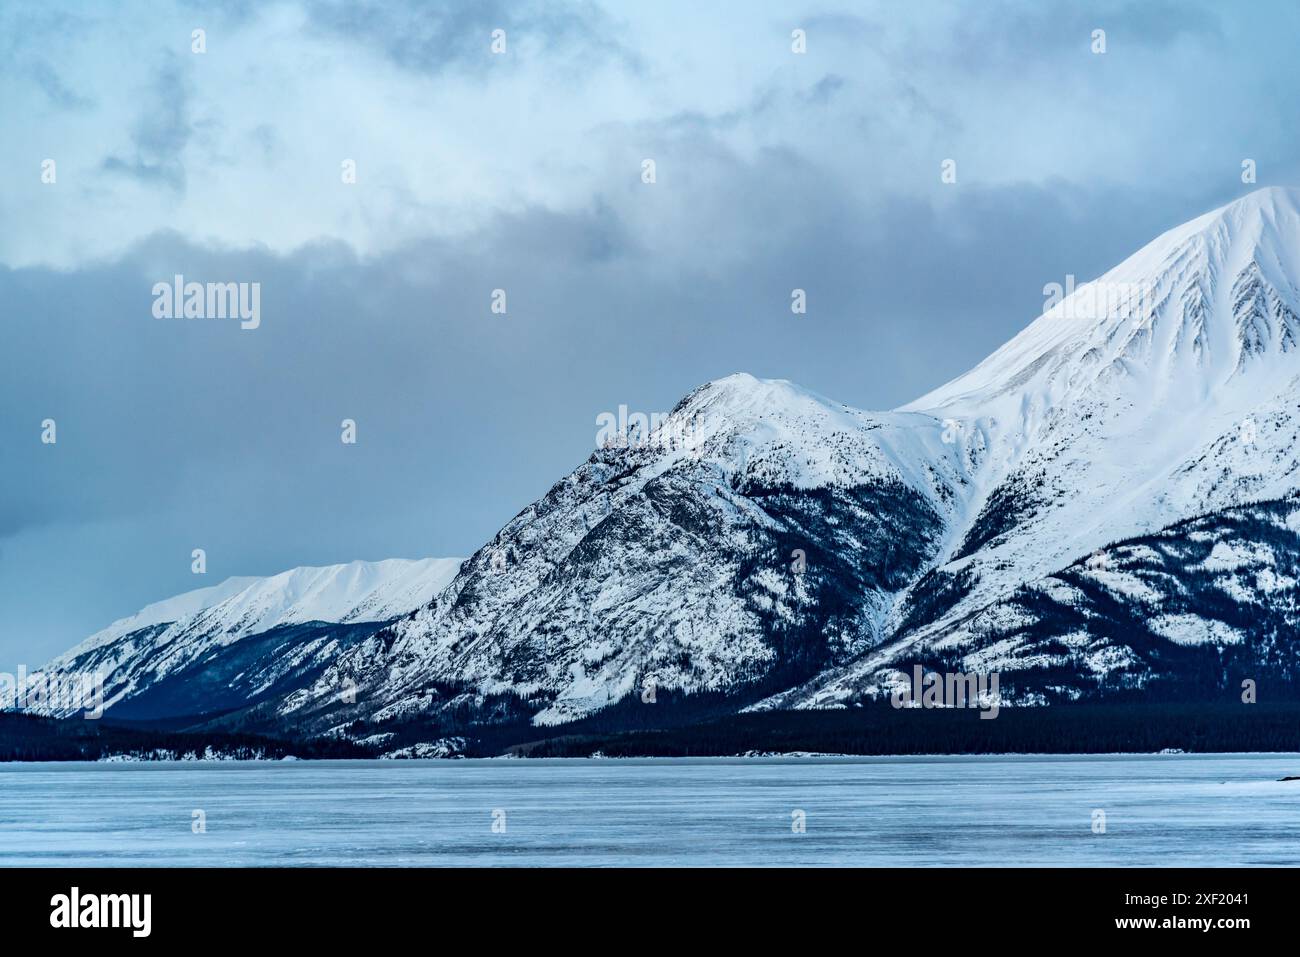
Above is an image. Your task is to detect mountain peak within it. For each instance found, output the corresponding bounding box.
[1169,186,1300,272]
[906,186,1300,415]
[676,372,822,407]
[668,373,873,461]
[1201,185,1300,224]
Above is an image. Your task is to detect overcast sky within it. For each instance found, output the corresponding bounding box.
[3,0,1299,663]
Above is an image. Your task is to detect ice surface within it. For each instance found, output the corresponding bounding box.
[1,754,1297,867]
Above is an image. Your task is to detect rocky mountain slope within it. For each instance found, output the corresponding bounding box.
[24,187,1300,748]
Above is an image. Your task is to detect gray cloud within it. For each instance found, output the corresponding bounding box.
[28,60,94,110]
[5,0,1300,665]
[305,0,641,76]
[101,55,194,191]
[942,0,1222,69]
[0,118,1241,660]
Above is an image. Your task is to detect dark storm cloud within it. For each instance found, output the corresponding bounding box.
[5,0,1300,665]
[0,159,1261,663]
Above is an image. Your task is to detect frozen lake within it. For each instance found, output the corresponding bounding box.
[2,754,1298,866]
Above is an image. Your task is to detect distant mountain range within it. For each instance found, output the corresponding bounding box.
[16,560,460,722]
[16,187,1300,756]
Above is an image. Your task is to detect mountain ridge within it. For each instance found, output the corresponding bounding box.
[20,558,463,718]
[24,187,1300,751]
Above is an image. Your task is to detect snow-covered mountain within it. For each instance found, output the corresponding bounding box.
[279,374,969,730]
[23,558,462,718]
[226,187,1297,742]
[29,187,1300,746]
[888,185,1300,645]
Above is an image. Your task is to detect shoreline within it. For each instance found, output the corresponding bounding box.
[3,749,1300,766]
